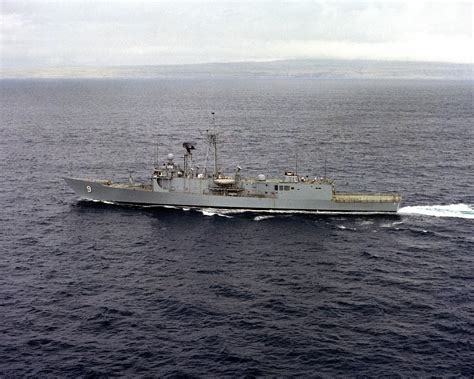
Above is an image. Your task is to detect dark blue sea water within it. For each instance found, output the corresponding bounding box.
[1,78,473,377]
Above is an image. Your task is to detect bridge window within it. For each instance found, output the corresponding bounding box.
[274,185,278,191]
[284,186,290,191]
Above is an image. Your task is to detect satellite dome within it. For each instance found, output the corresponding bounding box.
[257,174,266,181]
[167,153,174,161]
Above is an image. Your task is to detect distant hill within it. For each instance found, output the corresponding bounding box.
[2,59,472,80]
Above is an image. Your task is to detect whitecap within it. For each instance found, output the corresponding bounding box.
[380,220,404,228]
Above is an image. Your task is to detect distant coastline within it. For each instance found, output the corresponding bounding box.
[2,59,472,80]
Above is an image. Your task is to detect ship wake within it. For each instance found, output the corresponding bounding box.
[79,200,474,220]
[398,204,474,219]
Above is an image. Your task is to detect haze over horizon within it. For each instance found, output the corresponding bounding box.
[1,0,472,71]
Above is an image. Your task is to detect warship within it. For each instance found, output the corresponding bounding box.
[64,128,401,213]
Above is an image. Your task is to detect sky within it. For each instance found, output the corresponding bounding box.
[1,0,472,68]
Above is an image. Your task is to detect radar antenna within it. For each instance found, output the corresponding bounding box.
[182,142,196,177]
[183,142,196,154]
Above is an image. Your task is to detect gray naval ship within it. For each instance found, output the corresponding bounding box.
[64,128,401,213]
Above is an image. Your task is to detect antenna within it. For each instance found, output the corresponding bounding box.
[324,156,327,179]
[211,111,215,128]
[295,151,298,176]
[153,141,159,169]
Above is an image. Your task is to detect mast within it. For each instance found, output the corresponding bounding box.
[213,133,218,178]
[207,112,219,178]
[295,151,298,176]
[182,142,195,177]
[207,130,219,178]
[153,143,159,169]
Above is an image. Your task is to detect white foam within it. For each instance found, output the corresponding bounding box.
[192,208,394,216]
[398,204,474,219]
[200,208,234,218]
[201,209,216,216]
[254,215,276,221]
[87,199,115,205]
[337,224,357,231]
[381,220,404,228]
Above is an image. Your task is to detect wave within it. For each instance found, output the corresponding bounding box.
[380,220,404,228]
[337,224,357,231]
[398,204,474,219]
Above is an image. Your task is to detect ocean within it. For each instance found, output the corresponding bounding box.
[1,78,473,377]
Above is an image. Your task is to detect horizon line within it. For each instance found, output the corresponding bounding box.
[2,57,474,71]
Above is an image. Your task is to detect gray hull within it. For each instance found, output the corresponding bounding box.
[64,177,400,213]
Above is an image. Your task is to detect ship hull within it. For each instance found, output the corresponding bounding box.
[64,177,400,213]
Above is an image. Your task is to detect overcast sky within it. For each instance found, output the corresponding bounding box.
[1,1,472,68]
